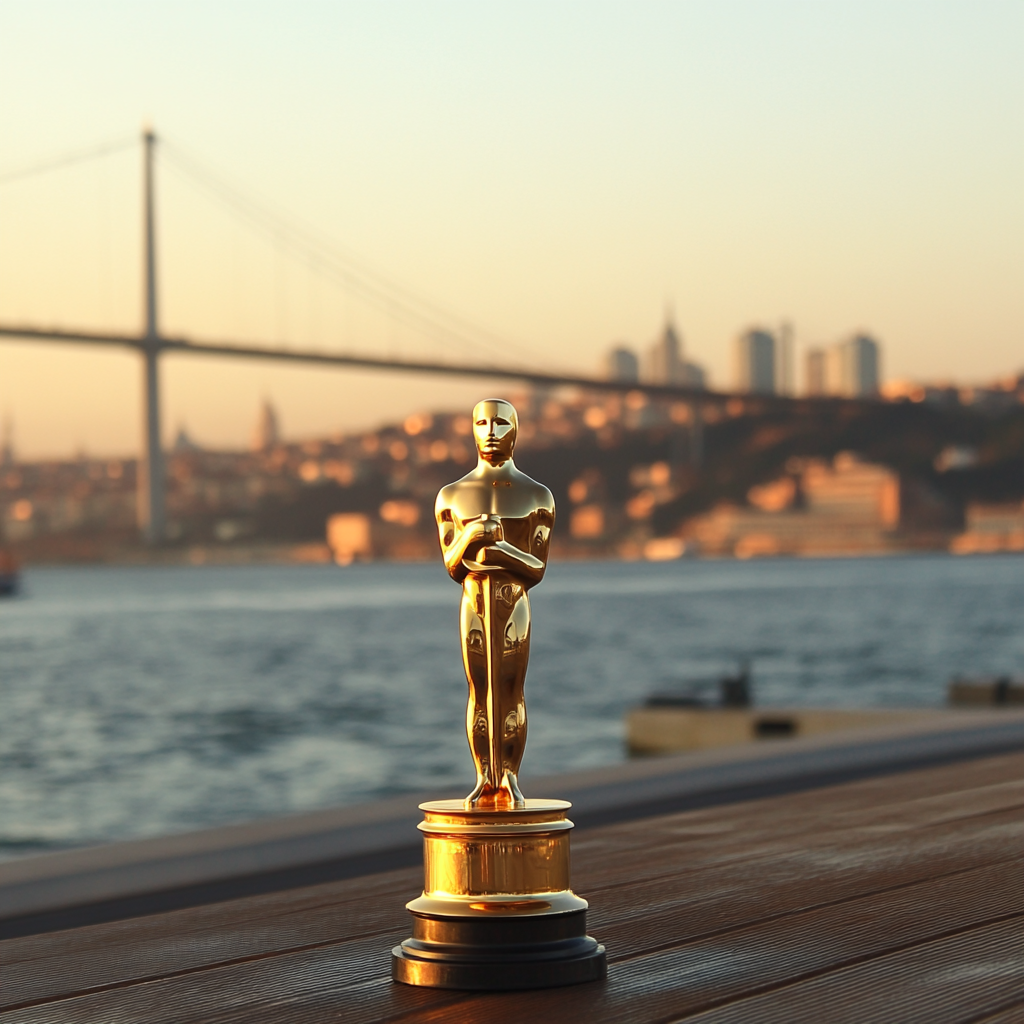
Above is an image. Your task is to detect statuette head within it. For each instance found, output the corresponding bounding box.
[472,399,518,465]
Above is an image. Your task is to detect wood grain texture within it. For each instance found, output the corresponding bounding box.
[2,752,1021,1024]
[973,1006,1024,1024]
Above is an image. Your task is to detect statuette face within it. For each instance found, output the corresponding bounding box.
[472,403,517,464]
[435,399,555,810]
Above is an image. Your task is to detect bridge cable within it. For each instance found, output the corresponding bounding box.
[158,138,554,370]
[160,140,516,365]
[0,135,136,187]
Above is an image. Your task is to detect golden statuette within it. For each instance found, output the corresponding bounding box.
[391,399,606,991]
[436,398,553,810]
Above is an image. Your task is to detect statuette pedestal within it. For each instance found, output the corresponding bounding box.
[391,799,606,990]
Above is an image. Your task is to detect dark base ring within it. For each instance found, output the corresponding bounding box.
[391,908,607,990]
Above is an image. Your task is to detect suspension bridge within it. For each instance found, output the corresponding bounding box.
[0,129,792,545]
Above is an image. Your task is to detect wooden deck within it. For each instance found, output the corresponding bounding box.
[3,752,1021,1023]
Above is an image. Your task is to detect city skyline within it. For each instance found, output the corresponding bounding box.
[5,377,1021,563]
[3,298,1019,462]
[1,1,1022,458]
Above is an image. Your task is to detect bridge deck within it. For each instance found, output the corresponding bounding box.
[3,752,1022,1023]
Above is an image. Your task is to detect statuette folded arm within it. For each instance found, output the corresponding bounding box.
[437,513,494,581]
[464,530,550,586]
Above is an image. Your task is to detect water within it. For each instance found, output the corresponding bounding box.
[1,555,1021,858]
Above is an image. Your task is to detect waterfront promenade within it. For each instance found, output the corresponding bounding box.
[1,717,1021,1022]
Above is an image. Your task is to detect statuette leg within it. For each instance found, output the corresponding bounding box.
[461,573,530,809]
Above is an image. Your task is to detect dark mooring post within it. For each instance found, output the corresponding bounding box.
[138,127,165,545]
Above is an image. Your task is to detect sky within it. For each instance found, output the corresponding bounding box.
[0,0,1021,459]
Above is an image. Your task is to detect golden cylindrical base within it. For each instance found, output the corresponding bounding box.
[392,799,606,990]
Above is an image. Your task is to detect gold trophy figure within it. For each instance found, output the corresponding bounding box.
[437,399,553,810]
[392,400,605,991]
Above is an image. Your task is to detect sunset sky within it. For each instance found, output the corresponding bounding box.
[1,1,1021,458]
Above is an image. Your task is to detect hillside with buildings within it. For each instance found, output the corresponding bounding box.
[2,344,1022,564]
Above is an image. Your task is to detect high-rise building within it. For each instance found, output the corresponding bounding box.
[778,321,794,395]
[805,348,827,396]
[804,334,881,397]
[173,424,200,453]
[682,361,706,389]
[843,334,880,396]
[605,345,640,384]
[252,399,280,452]
[644,318,706,389]
[645,321,682,385]
[735,329,777,394]
[826,344,847,395]
[0,416,13,466]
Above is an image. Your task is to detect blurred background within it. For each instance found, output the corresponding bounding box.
[1,1,1022,857]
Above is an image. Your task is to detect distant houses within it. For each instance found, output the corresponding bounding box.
[682,451,956,558]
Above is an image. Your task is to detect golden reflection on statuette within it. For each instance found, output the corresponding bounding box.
[435,399,555,810]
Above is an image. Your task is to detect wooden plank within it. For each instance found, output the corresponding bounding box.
[591,840,1021,962]
[577,804,1023,901]
[572,758,1024,879]
[0,870,418,1010]
[672,918,1024,1024]
[6,811,1015,1011]
[973,1007,1024,1024]
[1,753,1020,1023]
[6,848,1018,1023]
[570,774,1024,886]
[0,937,460,1024]
[388,869,1021,1024]
[4,797,1019,1010]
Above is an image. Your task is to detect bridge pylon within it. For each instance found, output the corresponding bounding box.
[137,127,165,545]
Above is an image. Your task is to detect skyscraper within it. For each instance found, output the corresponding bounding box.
[645,320,682,384]
[826,345,847,395]
[843,334,880,396]
[803,334,881,397]
[735,329,777,394]
[644,317,706,388]
[778,321,794,395]
[0,416,13,466]
[252,399,281,452]
[605,345,640,384]
[805,348,827,396]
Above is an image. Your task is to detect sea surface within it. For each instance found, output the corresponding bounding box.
[1,554,1021,858]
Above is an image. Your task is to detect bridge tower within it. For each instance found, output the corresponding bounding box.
[137,127,165,545]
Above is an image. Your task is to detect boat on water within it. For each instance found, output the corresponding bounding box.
[0,549,19,596]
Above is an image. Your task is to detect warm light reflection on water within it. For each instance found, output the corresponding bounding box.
[0,554,1021,857]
